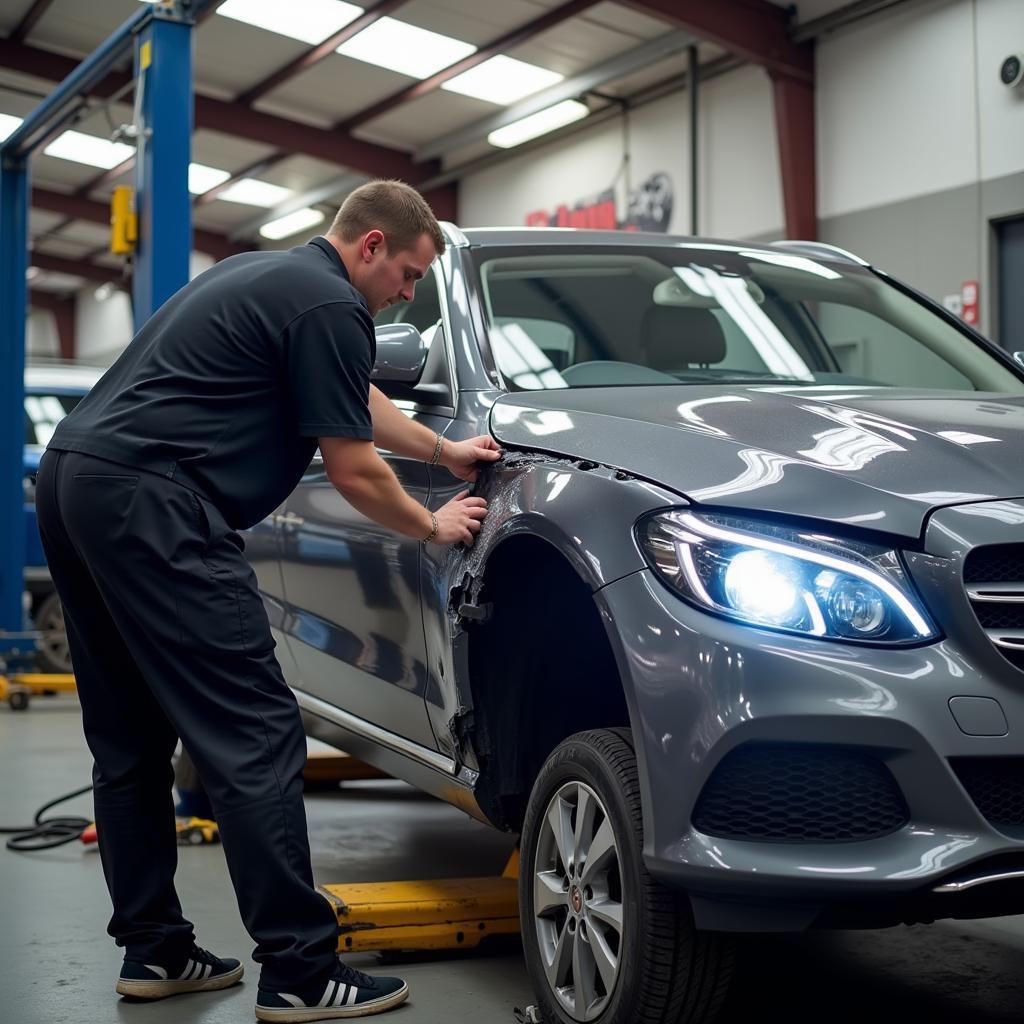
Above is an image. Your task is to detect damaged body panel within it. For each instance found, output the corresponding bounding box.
[251,227,1024,948]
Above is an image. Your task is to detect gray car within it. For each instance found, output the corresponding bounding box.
[249,226,1024,1024]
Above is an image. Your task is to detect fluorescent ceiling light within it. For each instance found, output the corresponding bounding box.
[189,162,232,194]
[259,207,324,240]
[217,178,293,207]
[337,17,475,79]
[43,130,134,169]
[487,100,589,149]
[214,0,363,44]
[442,56,563,105]
[0,113,24,142]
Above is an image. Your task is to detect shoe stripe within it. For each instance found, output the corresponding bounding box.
[143,965,168,980]
[202,964,212,980]
[333,983,349,1007]
[189,961,202,981]
[279,994,305,1008]
[319,979,339,1007]
[346,985,358,1006]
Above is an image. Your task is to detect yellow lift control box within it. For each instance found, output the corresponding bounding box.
[110,185,137,255]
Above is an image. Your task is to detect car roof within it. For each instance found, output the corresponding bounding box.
[450,227,868,267]
[25,363,105,391]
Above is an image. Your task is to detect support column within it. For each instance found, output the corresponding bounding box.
[771,71,817,240]
[132,8,194,329]
[0,156,29,642]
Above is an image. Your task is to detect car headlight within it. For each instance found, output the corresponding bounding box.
[637,510,937,645]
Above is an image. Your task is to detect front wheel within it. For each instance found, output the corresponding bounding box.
[519,729,733,1024]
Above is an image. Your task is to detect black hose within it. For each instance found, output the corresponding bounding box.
[0,784,93,851]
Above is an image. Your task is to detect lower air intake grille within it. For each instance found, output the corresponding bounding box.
[692,744,909,843]
[951,757,1024,828]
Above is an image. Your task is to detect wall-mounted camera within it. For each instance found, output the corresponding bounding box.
[1001,53,1024,88]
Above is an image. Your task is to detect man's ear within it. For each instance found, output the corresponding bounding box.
[362,229,385,263]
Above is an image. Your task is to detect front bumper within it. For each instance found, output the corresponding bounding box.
[598,515,1024,931]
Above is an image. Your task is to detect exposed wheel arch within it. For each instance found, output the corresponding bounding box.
[465,534,631,831]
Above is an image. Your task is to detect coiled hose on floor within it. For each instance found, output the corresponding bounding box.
[0,784,93,851]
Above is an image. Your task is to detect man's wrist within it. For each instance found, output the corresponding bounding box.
[421,510,439,544]
[428,432,445,466]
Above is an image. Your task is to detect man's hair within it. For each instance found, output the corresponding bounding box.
[329,180,445,256]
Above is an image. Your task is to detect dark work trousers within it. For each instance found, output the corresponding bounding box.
[35,449,339,990]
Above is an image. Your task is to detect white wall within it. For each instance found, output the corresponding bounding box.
[72,250,218,366]
[26,310,60,360]
[459,67,783,239]
[817,0,1024,217]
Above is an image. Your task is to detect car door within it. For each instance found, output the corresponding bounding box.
[275,266,449,749]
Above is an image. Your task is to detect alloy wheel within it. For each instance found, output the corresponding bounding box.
[533,781,624,1021]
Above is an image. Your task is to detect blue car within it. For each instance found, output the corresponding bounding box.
[24,364,103,672]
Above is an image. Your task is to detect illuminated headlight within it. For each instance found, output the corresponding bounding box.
[637,510,937,644]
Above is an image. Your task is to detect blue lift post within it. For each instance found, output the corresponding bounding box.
[0,0,202,656]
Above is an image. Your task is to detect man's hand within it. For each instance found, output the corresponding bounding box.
[440,434,502,483]
[434,491,488,546]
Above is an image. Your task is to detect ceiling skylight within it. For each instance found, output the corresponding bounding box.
[0,113,24,143]
[188,163,232,194]
[217,178,293,207]
[215,0,364,45]
[43,130,135,169]
[259,207,324,240]
[442,56,563,106]
[487,100,589,149]
[337,18,476,79]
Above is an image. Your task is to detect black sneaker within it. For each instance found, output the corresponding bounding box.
[116,944,244,999]
[255,962,408,1021]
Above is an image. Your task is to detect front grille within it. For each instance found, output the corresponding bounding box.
[963,545,1024,672]
[951,757,1024,828]
[692,744,909,843]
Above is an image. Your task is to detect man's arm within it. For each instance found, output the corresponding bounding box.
[368,384,501,481]
[320,436,487,545]
[368,384,438,460]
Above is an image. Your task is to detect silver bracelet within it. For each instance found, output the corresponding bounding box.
[428,432,444,466]
[422,511,439,544]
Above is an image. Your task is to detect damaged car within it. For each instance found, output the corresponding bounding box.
[249,225,1024,1024]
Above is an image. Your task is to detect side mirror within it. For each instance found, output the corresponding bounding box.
[372,323,426,384]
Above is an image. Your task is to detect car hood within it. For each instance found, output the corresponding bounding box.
[489,385,1024,539]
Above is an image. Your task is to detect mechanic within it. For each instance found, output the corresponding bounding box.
[35,179,499,1021]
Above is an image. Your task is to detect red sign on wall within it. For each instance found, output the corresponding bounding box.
[961,280,979,326]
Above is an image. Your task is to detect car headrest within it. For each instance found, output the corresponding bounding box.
[641,306,727,370]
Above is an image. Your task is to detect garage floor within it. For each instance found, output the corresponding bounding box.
[3,699,1024,1024]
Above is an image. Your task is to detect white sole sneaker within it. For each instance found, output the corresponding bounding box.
[116,963,244,999]
[254,980,409,1021]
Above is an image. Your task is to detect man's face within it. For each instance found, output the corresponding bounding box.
[355,231,437,316]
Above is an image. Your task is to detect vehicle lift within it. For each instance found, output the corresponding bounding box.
[0,0,520,957]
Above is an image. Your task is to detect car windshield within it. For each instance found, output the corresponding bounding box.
[472,245,1023,394]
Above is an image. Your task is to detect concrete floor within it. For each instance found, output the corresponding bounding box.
[3,698,1024,1024]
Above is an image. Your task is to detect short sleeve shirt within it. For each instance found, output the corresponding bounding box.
[49,237,375,529]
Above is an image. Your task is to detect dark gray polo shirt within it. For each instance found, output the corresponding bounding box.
[49,236,375,529]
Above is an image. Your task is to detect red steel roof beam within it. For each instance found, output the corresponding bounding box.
[617,0,812,81]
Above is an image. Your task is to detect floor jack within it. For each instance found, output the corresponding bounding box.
[319,849,521,955]
[0,637,76,710]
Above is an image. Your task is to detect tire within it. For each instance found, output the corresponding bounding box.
[519,729,734,1024]
[33,591,71,675]
[9,690,30,711]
